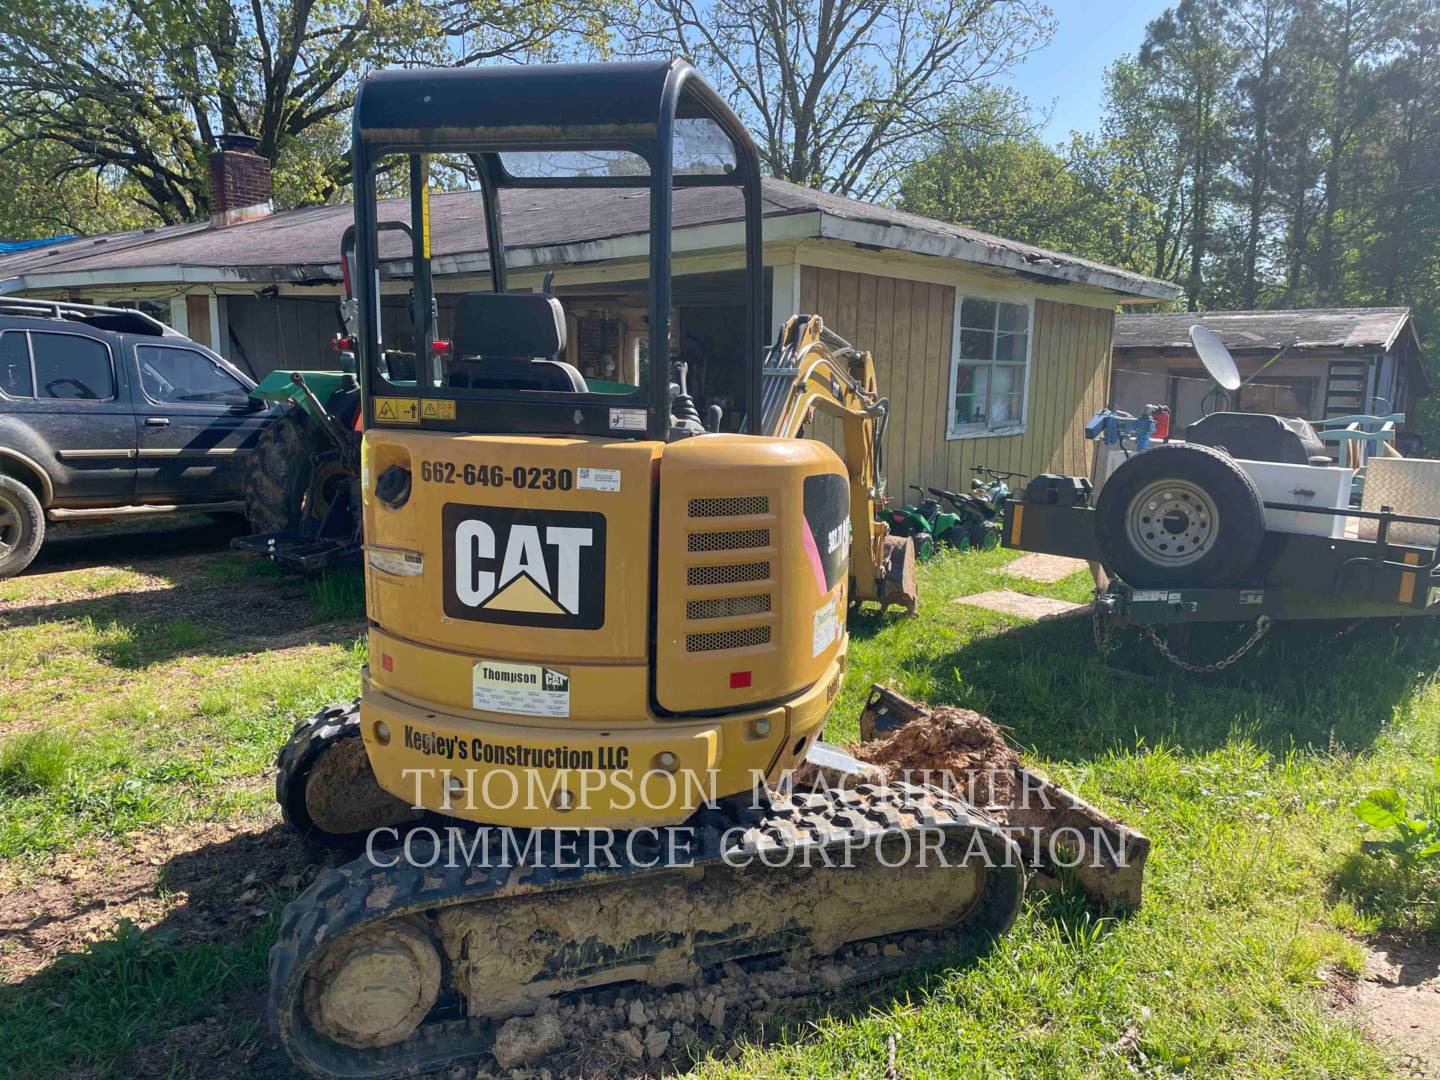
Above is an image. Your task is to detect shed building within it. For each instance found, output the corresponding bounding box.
[1111,308,1427,446]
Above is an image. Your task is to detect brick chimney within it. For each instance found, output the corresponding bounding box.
[208,133,272,227]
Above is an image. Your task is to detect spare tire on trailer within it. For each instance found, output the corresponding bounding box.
[243,406,353,535]
[1094,443,1266,588]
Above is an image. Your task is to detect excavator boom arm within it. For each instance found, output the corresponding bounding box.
[762,314,914,613]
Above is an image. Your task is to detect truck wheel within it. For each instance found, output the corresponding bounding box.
[243,407,337,535]
[0,476,44,579]
[1095,444,1265,588]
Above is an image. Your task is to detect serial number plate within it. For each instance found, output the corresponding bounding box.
[419,460,574,491]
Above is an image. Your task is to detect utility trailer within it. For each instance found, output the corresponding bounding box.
[999,321,1440,668]
[1008,485,1440,625]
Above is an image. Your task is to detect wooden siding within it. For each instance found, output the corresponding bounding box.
[799,266,1113,498]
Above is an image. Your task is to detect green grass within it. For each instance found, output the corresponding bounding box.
[0,551,366,861]
[2,544,1438,1077]
[304,565,366,623]
[0,731,74,796]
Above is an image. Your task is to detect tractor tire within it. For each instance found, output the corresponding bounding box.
[1094,443,1265,588]
[243,406,344,535]
[0,475,44,579]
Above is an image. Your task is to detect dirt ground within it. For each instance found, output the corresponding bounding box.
[0,817,311,984]
[1335,937,1440,1079]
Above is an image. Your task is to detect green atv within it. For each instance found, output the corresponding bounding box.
[881,485,972,561]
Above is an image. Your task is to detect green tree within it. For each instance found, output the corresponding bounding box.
[897,89,1155,273]
[0,0,615,228]
[1137,0,1240,309]
[626,0,1055,200]
[1225,0,1294,307]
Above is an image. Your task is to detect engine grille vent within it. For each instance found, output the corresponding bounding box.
[687,562,770,587]
[688,528,769,553]
[689,495,769,518]
[687,594,771,620]
[686,626,772,652]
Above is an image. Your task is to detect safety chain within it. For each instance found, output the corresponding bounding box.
[1091,594,1114,655]
[1140,614,1272,673]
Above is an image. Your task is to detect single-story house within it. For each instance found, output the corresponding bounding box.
[0,142,1179,498]
[1111,309,1428,445]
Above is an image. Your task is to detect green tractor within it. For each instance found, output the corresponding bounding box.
[235,365,361,572]
[233,230,369,571]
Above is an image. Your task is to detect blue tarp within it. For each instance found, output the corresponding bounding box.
[0,235,77,254]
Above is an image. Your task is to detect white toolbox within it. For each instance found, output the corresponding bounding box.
[1234,458,1352,538]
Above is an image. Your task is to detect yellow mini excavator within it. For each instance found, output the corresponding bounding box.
[268,60,1026,1078]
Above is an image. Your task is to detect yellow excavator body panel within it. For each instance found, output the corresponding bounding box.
[357,428,848,828]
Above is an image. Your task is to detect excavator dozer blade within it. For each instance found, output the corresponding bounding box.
[269,782,1025,1079]
[858,684,1151,910]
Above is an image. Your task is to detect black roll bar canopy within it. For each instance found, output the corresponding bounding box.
[350,60,767,440]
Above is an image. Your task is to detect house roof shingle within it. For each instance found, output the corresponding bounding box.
[0,179,1179,301]
[1115,307,1415,353]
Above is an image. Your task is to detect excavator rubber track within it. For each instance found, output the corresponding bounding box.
[269,781,1024,1079]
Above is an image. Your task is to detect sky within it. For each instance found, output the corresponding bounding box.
[1003,0,1174,144]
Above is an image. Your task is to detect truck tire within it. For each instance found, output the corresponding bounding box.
[1094,443,1265,588]
[243,406,336,535]
[0,475,44,579]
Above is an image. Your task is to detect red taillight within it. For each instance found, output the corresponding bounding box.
[432,340,451,357]
[1153,408,1171,440]
[331,334,354,352]
[729,671,752,689]
[381,654,393,672]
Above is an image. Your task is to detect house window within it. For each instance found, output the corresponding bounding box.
[948,296,1032,438]
[1238,377,1317,419]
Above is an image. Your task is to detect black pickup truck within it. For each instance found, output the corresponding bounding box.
[0,297,280,577]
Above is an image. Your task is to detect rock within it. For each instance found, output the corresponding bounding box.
[628,999,649,1027]
[882,943,903,957]
[612,1030,645,1061]
[704,996,726,1030]
[864,943,879,957]
[491,1015,563,1070]
[818,965,848,991]
[644,1028,671,1060]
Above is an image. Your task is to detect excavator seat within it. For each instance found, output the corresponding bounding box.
[448,292,587,392]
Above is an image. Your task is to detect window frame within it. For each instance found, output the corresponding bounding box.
[0,328,35,400]
[135,341,251,410]
[25,329,118,403]
[945,292,1035,441]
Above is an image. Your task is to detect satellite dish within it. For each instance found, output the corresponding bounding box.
[1188,324,1241,391]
